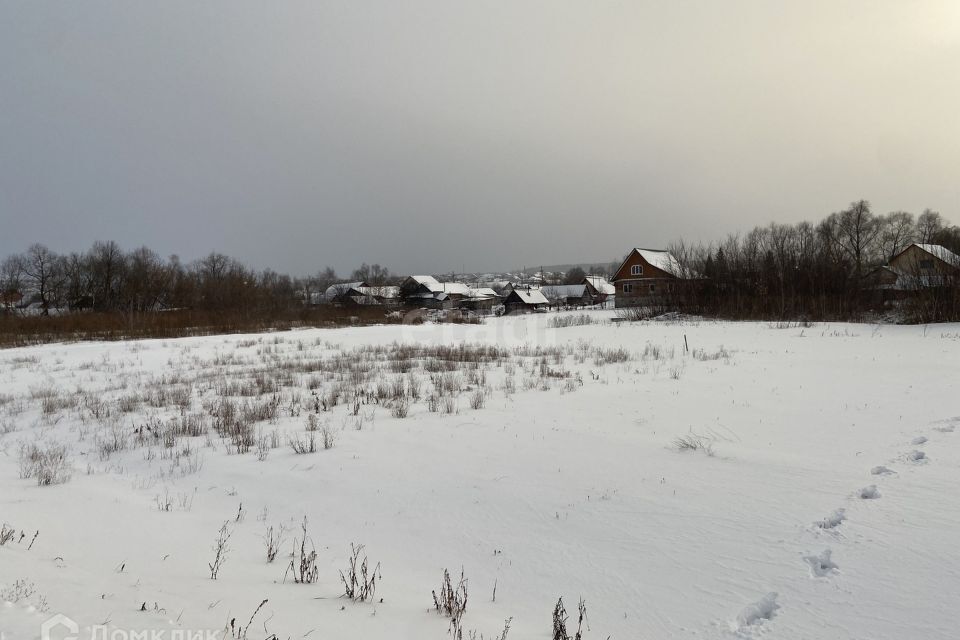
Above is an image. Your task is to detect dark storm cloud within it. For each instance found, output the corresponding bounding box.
[1,1,958,275]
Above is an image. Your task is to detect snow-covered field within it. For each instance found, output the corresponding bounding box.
[2,311,959,640]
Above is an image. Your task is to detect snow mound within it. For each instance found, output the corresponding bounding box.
[911,436,928,445]
[905,450,927,463]
[871,465,896,475]
[859,485,882,499]
[736,592,780,628]
[816,508,846,529]
[804,549,839,577]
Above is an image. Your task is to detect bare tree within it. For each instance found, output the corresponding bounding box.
[822,200,881,278]
[1,254,25,311]
[22,244,64,315]
[563,266,586,285]
[916,209,945,244]
[88,240,125,309]
[877,211,915,262]
[351,263,391,285]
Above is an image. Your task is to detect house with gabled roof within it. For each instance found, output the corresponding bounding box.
[502,286,549,314]
[868,243,960,290]
[610,248,699,308]
[321,281,367,304]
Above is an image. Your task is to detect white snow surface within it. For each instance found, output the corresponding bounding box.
[1,312,959,639]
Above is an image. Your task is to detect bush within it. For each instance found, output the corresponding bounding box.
[433,568,468,632]
[673,433,714,456]
[340,543,381,602]
[285,517,318,584]
[321,424,336,450]
[549,314,595,328]
[553,597,587,640]
[289,432,317,454]
[469,388,487,410]
[390,398,409,419]
[19,442,72,486]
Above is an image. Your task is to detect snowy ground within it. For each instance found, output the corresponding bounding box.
[1,311,959,640]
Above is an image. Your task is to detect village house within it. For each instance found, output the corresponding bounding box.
[502,286,549,314]
[540,282,600,307]
[459,287,501,313]
[584,275,615,304]
[399,276,499,311]
[320,281,366,304]
[867,243,960,291]
[610,248,697,308]
[319,281,399,306]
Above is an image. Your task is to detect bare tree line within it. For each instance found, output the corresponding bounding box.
[666,203,960,321]
[2,201,958,328]
[0,241,401,317]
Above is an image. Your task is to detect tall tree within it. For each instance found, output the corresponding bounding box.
[823,200,881,278]
[916,209,945,244]
[22,244,63,315]
[563,266,586,285]
[877,211,915,262]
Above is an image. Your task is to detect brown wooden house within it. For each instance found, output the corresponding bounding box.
[610,248,698,308]
[888,243,960,286]
[502,287,549,314]
[865,243,960,292]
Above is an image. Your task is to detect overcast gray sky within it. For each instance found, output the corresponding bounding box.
[1,1,958,275]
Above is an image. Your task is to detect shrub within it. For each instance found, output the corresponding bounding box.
[321,424,336,450]
[391,398,410,419]
[263,524,287,563]
[209,520,232,580]
[433,568,468,627]
[19,442,72,486]
[553,597,587,640]
[285,517,318,583]
[289,432,317,454]
[469,388,487,410]
[549,314,594,328]
[340,543,381,602]
[673,433,714,456]
[0,522,16,545]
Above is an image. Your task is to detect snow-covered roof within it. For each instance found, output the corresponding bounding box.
[407,275,444,292]
[324,281,366,299]
[437,282,472,296]
[468,287,499,298]
[540,284,588,300]
[913,244,960,268]
[635,249,691,277]
[508,288,549,305]
[583,275,615,295]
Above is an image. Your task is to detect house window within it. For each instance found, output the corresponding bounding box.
[919,259,934,270]
[630,264,643,276]
[623,283,633,293]
[649,284,656,293]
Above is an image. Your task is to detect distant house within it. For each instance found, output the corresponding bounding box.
[460,287,501,313]
[322,281,367,304]
[890,243,959,287]
[502,287,548,314]
[866,244,960,292]
[353,285,400,306]
[610,248,698,308]
[540,283,598,307]
[399,275,445,306]
[399,276,482,309]
[583,275,615,308]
